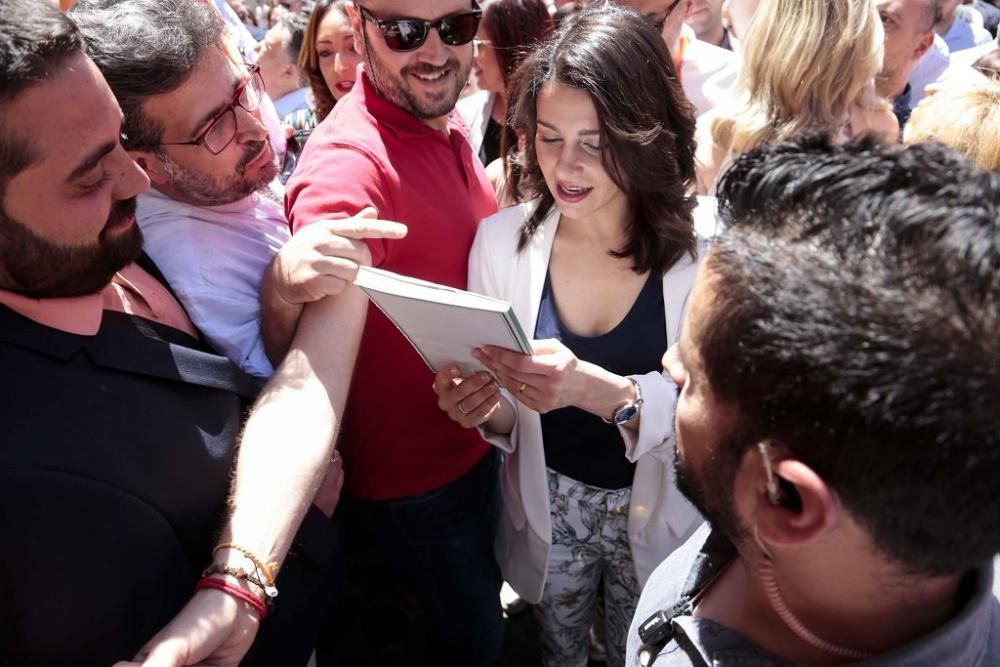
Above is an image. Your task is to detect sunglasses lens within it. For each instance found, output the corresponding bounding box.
[438,13,481,46]
[382,19,429,52]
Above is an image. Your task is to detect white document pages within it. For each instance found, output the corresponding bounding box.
[353,266,533,375]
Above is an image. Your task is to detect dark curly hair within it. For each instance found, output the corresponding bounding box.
[706,134,1000,575]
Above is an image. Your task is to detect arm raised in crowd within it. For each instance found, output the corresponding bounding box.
[114,289,369,667]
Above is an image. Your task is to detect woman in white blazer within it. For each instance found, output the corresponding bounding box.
[431,8,705,667]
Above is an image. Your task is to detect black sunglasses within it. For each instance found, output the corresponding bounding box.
[357,4,482,53]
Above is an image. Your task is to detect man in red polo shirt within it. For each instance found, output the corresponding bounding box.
[279,0,503,664]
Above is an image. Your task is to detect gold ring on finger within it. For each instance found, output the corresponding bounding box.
[457,399,473,415]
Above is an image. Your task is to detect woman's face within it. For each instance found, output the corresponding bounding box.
[534,83,627,225]
[472,26,505,95]
[316,8,362,100]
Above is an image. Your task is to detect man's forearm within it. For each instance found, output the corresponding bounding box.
[259,256,305,365]
[219,288,368,573]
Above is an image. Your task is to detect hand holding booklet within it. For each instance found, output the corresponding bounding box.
[353,266,532,375]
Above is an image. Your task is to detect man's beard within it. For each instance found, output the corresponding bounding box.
[362,33,471,120]
[0,197,143,298]
[673,412,751,545]
[160,139,278,207]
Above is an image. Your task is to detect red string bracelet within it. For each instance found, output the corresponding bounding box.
[195,576,268,620]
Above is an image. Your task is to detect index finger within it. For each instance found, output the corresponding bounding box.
[480,345,534,370]
[320,218,408,240]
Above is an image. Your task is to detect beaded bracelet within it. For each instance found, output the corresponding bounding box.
[202,563,276,605]
[212,543,279,599]
[196,576,268,620]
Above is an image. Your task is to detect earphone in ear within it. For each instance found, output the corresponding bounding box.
[757,441,786,506]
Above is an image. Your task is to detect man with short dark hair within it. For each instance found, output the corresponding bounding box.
[277,0,505,664]
[0,1,392,664]
[71,0,398,381]
[255,12,312,118]
[70,0,288,380]
[876,0,937,128]
[0,1,253,663]
[626,135,1000,666]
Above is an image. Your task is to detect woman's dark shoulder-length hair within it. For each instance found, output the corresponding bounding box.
[299,0,347,122]
[507,4,698,275]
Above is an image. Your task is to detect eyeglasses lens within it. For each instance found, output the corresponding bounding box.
[384,20,428,51]
[439,14,479,46]
[204,70,263,155]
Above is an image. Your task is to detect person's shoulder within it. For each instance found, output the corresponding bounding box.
[685,37,739,78]
[473,201,544,258]
[306,91,384,154]
[456,90,491,124]
[639,523,712,610]
[627,525,713,666]
[480,200,535,228]
[693,196,721,242]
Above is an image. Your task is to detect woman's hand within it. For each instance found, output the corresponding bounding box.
[432,366,504,428]
[473,339,584,414]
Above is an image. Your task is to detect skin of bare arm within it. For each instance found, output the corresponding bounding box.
[114,287,369,667]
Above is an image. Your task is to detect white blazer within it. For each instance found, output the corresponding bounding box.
[469,201,706,604]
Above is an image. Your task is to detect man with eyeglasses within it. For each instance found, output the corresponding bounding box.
[71,0,402,383]
[617,0,738,115]
[278,1,505,664]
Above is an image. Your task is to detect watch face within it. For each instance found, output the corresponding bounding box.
[614,405,638,425]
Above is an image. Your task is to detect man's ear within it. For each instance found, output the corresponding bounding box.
[127,149,170,188]
[913,31,935,62]
[741,443,841,549]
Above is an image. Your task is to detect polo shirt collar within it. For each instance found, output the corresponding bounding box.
[0,265,163,337]
[0,287,103,336]
[357,69,458,142]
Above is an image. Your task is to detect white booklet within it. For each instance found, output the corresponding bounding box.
[353,266,533,375]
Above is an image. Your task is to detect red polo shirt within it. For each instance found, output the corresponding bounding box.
[285,71,498,500]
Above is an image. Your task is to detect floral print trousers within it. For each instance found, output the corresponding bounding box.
[534,469,639,667]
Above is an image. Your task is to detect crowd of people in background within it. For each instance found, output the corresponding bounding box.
[1,0,999,666]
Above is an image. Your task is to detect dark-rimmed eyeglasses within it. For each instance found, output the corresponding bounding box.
[649,0,685,32]
[357,3,482,53]
[155,64,265,156]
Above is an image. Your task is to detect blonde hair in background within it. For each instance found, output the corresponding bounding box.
[904,80,1000,171]
[712,0,884,154]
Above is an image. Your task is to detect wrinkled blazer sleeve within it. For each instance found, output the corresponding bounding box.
[468,213,520,454]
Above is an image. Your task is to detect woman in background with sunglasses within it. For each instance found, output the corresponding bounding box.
[431,7,705,666]
[456,0,553,168]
